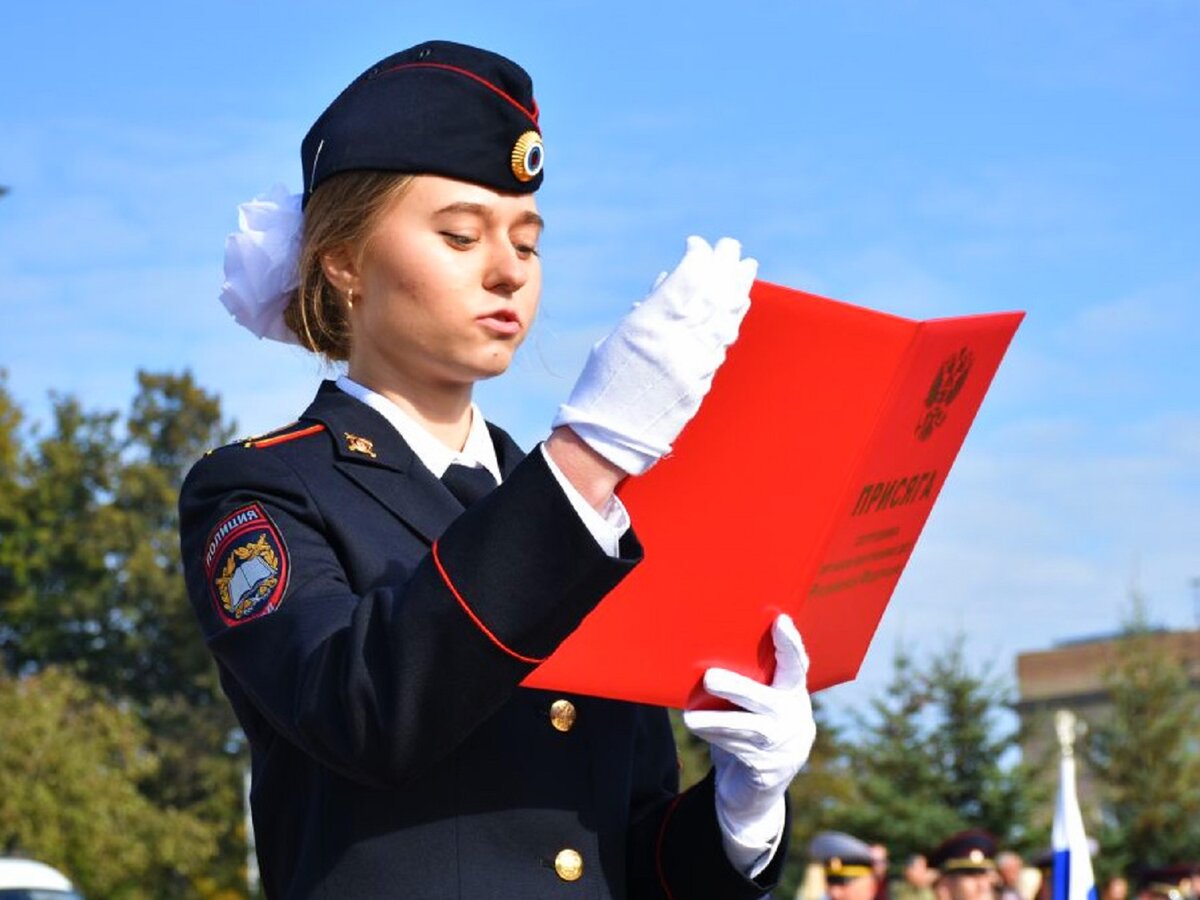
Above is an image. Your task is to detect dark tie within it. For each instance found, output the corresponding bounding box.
[440,463,498,508]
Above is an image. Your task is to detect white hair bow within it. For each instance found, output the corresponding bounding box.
[219,184,304,345]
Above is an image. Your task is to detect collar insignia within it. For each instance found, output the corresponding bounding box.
[344,432,377,458]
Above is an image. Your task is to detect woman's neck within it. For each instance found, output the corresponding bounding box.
[346,366,474,452]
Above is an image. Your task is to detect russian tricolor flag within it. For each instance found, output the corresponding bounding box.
[1051,736,1098,900]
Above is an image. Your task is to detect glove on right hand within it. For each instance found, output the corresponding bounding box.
[552,236,756,475]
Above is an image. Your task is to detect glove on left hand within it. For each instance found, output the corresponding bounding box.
[682,614,816,845]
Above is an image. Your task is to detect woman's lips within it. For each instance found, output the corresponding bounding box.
[476,311,521,335]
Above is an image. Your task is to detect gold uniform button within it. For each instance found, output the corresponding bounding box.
[554,848,583,882]
[549,699,577,733]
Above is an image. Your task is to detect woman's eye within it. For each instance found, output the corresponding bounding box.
[441,232,476,248]
[514,243,540,259]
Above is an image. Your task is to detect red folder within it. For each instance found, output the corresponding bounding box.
[522,280,1024,708]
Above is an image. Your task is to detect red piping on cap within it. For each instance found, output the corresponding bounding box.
[381,62,540,126]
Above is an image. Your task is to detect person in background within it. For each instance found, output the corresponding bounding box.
[1102,875,1130,900]
[809,832,881,900]
[873,843,893,900]
[1169,865,1200,900]
[893,854,937,900]
[996,850,1024,900]
[1029,849,1052,900]
[1134,867,1186,900]
[929,830,999,900]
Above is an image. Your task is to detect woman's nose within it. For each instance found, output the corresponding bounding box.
[483,239,529,294]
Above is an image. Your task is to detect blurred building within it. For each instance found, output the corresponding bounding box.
[1014,627,1200,806]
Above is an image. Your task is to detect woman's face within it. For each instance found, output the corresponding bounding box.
[339,174,543,394]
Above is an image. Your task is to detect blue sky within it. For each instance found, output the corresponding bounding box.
[2,2,1197,721]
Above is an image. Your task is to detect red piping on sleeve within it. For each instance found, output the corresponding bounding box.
[431,539,546,665]
[655,792,686,900]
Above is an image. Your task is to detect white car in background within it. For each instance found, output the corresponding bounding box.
[0,858,84,899]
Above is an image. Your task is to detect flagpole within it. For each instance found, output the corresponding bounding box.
[1054,709,1076,758]
[1052,710,1097,900]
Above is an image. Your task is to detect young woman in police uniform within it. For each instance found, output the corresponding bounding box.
[180,40,816,899]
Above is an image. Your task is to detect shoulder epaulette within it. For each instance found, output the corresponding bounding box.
[243,422,326,449]
[203,422,327,456]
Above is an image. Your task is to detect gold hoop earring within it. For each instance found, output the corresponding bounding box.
[346,289,354,309]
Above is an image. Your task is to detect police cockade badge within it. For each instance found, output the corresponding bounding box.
[915,346,974,441]
[511,130,544,183]
[204,503,290,626]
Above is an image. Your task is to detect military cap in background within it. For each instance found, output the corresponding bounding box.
[810,831,876,883]
[928,829,998,876]
[301,39,545,206]
[1134,867,1187,900]
[1176,863,1200,899]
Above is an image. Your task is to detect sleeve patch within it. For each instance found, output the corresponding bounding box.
[203,502,290,626]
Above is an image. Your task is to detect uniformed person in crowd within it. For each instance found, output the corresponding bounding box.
[893,854,937,900]
[1101,875,1130,900]
[1167,864,1200,900]
[929,829,1000,900]
[995,851,1024,900]
[180,39,818,899]
[872,843,893,900]
[1028,848,1053,900]
[809,832,881,900]
[1133,867,1188,900]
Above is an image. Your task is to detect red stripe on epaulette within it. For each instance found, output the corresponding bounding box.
[655,792,686,900]
[381,62,539,125]
[431,538,545,665]
[249,424,326,449]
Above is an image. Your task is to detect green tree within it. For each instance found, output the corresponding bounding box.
[1086,618,1200,876]
[0,667,216,898]
[0,372,246,897]
[829,638,1043,860]
[0,372,231,699]
[0,376,27,646]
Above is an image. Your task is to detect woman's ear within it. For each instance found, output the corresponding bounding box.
[320,243,361,297]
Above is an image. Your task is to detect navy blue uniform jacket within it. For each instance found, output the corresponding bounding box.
[179,382,786,898]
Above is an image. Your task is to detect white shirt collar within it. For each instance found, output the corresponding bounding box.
[334,375,502,483]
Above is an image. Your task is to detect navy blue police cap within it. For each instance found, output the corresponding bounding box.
[1137,868,1185,900]
[1135,865,1193,900]
[929,829,997,876]
[300,40,544,207]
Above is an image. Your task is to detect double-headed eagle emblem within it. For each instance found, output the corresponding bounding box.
[915,346,974,441]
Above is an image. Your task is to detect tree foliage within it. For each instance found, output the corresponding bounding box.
[0,667,215,898]
[827,638,1044,860]
[1086,618,1200,875]
[0,371,244,897]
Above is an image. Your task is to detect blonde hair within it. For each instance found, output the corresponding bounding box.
[284,171,415,361]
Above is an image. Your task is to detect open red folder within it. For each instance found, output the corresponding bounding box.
[522,280,1024,709]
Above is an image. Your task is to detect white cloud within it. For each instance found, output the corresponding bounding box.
[1069,277,1197,345]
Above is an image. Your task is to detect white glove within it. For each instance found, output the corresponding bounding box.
[683,615,816,868]
[553,236,755,475]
